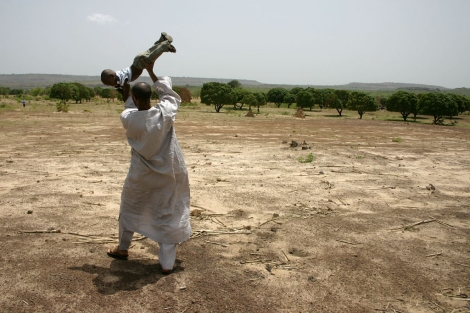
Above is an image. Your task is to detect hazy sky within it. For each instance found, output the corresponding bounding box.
[1,0,469,88]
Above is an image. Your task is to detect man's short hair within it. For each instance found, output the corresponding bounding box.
[132,82,152,100]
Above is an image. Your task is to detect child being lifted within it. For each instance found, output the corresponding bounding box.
[101,32,176,89]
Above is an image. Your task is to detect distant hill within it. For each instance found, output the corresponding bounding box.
[0,73,456,92]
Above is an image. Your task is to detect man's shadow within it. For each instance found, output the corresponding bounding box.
[69,259,184,295]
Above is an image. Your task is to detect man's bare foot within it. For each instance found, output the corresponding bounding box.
[107,245,128,260]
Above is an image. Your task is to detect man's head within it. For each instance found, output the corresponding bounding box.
[101,69,117,86]
[131,82,152,111]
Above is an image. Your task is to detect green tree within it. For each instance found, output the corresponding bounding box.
[233,88,251,110]
[0,87,10,96]
[417,92,458,124]
[227,80,241,88]
[242,93,258,111]
[378,97,388,110]
[347,91,378,119]
[43,86,51,97]
[50,83,74,103]
[30,87,43,97]
[296,90,315,111]
[200,82,237,113]
[254,92,266,113]
[100,88,113,102]
[71,83,87,103]
[448,94,470,115]
[324,90,347,116]
[316,89,334,109]
[94,86,103,98]
[267,88,288,108]
[329,90,349,116]
[386,91,418,121]
[283,93,296,109]
[289,87,303,95]
[9,88,24,95]
[85,87,95,101]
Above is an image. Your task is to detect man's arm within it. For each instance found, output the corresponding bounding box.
[122,80,131,102]
[143,60,158,83]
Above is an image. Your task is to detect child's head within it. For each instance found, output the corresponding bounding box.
[101,69,117,86]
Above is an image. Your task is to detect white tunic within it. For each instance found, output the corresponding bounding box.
[119,77,191,244]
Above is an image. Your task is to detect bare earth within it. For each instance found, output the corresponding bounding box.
[1,101,469,313]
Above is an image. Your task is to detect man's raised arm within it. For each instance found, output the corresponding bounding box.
[143,60,158,83]
[121,80,131,102]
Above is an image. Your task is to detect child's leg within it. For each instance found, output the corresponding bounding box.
[129,66,143,82]
[133,41,175,70]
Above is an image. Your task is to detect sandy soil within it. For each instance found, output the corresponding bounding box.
[0,102,469,313]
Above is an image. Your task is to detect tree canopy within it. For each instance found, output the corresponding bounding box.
[283,93,296,108]
[296,90,315,111]
[200,82,237,113]
[347,91,378,119]
[417,92,458,124]
[227,80,241,89]
[386,91,418,121]
[71,83,88,103]
[50,83,75,103]
[242,93,258,111]
[448,94,470,114]
[267,88,288,108]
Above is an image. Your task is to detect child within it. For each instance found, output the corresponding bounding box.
[101,32,176,89]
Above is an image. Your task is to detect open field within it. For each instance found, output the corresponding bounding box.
[1,98,469,313]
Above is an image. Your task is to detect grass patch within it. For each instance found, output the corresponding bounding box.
[298,153,315,163]
[181,102,198,107]
[392,137,402,142]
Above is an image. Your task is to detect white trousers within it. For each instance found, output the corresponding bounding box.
[119,219,177,270]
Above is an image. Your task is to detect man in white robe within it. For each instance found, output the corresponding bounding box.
[107,60,191,274]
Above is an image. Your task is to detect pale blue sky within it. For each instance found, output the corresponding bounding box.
[1,0,469,88]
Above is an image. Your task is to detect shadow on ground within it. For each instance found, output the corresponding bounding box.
[69,260,184,295]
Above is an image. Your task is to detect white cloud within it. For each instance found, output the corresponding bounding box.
[87,13,117,24]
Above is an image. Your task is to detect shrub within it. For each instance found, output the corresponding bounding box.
[56,102,69,112]
[298,153,315,163]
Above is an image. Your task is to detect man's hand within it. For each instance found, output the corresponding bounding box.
[142,59,155,72]
[142,59,158,83]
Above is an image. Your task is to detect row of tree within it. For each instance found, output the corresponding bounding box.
[385,91,469,123]
[1,82,193,105]
[201,81,266,113]
[200,81,470,123]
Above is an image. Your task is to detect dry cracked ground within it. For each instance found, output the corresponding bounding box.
[0,100,469,313]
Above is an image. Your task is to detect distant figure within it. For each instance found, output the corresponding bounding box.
[22,100,26,108]
[101,32,176,90]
